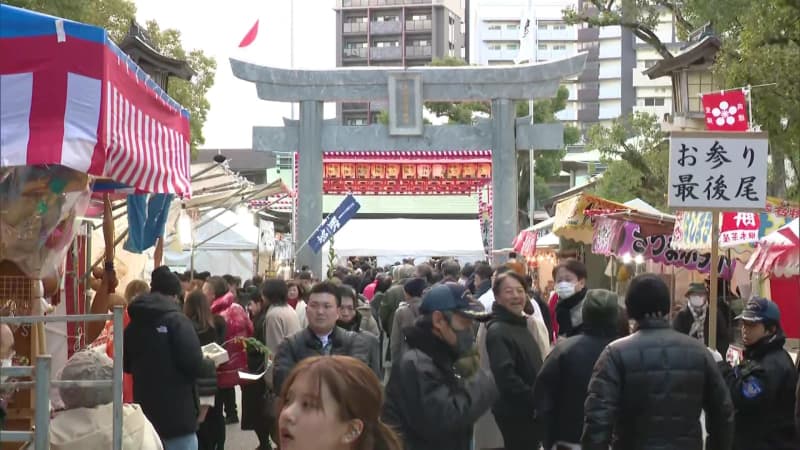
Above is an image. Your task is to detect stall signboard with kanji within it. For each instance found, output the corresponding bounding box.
[668,132,768,211]
[308,194,361,253]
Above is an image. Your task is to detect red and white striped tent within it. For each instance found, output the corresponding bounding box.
[0,5,192,196]
[746,218,800,278]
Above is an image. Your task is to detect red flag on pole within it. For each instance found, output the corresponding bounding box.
[239,20,259,48]
[701,89,748,131]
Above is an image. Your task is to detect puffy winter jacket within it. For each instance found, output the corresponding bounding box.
[272,326,379,394]
[383,323,498,450]
[533,301,620,448]
[581,318,734,450]
[719,333,798,450]
[124,293,203,439]
[211,292,254,388]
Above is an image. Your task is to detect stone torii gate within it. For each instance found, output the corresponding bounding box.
[232,54,586,276]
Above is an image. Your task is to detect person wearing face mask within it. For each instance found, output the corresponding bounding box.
[484,272,544,450]
[673,283,730,356]
[717,297,798,450]
[383,284,498,450]
[550,259,588,340]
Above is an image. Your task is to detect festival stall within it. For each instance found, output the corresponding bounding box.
[0,5,191,443]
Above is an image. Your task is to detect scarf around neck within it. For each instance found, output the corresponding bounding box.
[688,302,707,342]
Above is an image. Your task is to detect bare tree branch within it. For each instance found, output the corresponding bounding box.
[654,0,697,35]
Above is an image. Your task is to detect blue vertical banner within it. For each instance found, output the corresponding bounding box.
[308,194,361,253]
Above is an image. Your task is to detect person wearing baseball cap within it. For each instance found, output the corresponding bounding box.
[719,297,799,450]
[383,283,496,450]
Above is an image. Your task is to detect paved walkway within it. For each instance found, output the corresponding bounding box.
[223,387,259,449]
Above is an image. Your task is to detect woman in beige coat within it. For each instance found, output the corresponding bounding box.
[473,298,550,450]
[263,279,302,387]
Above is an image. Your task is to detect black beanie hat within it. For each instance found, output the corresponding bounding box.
[151,266,182,297]
[625,274,670,321]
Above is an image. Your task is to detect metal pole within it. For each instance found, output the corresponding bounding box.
[527,5,537,228]
[33,355,52,450]
[112,306,124,450]
[708,212,720,351]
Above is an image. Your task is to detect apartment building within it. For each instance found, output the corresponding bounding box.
[334,0,465,125]
[468,0,681,131]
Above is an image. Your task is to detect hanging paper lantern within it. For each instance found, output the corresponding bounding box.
[446,164,461,179]
[356,164,370,179]
[462,163,477,179]
[417,163,431,179]
[477,163,491,178]
[325,163,340,179]
[432,164,446,179]
[371,163,384,179]
[402,164,416,180]
[386,164,400,179]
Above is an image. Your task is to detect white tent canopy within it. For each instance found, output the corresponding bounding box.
[325,218,487,267]
[165,208,259,278]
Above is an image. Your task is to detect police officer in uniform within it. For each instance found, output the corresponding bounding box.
[718,297,798,450]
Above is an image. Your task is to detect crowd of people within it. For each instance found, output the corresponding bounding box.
[7,256,797,450]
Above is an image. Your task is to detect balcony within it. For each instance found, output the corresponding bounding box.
[405,19,432,32]
[578,104,599,122]
[342,48,367,59]
[342,102,369,112]
[343,22,367,34]
[578,87,599,101]
[371,20,401,35]
[538,27,577,41]
[598,63,621,79]
[482,28,520,41]
[370,46,402,60]
[406,45,432,59]
[578,27,599,41]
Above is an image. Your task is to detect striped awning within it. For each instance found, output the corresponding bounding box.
[0,5,192,197]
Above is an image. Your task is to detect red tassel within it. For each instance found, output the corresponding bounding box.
[239,19,259,48]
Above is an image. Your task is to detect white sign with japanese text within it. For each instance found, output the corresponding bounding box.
[668,132,768,211]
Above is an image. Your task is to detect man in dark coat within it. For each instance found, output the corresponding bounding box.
[273,281,379,393]
[581,274,734,450]
[485,272,543,450]
[718,297,798,450]
[673,282,730,356]
[533,289,623,449]
[383,284,497,450]
[124,290,204,449]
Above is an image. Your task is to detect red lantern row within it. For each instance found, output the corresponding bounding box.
[322,178,491,195]
[324,162,492,181]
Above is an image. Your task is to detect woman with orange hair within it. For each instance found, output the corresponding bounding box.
[277,355,402,450]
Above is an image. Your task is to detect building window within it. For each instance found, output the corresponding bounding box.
[688,71,716,111]
[345,118,367,126]
[411,14,429,21]
[375,40,399,47]
[488,24,502,30]
[489,43,502,50]
[506,23,519,30]
[538,43,547,50]
[642,97,666,106]
[344,41,368,49]
[507,43,519,50]
[553,44,567,50]
[553,24,567,30]
[412,39,430,47]
[376,15,399,22]
[538,23,548,30]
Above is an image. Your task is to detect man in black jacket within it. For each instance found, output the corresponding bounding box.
[718,297,798,450]
[581,274,734,450]
[124,290,204,449]
[383,284,497,450]
[485,271,543,450]
[273,281,379,393]
[534,289,623,449]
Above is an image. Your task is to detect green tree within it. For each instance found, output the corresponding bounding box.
[585,112,669,209]
[563,0,800,198]
[7,0,216,157]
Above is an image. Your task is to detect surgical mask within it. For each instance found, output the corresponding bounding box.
[689,296,706,307]
[556,281,576,299]
[452,326,475,357]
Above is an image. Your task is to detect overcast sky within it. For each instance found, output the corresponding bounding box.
[134,0,336,149]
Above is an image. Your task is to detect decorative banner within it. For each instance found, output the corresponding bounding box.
[308,194,360,254]
[592,217,625,256]
[512,230,537,257]
[672,197,797,252]
[720,211,760,248]
[668,132,768,210]
[619,222,735,279]
[701,90,748,132]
